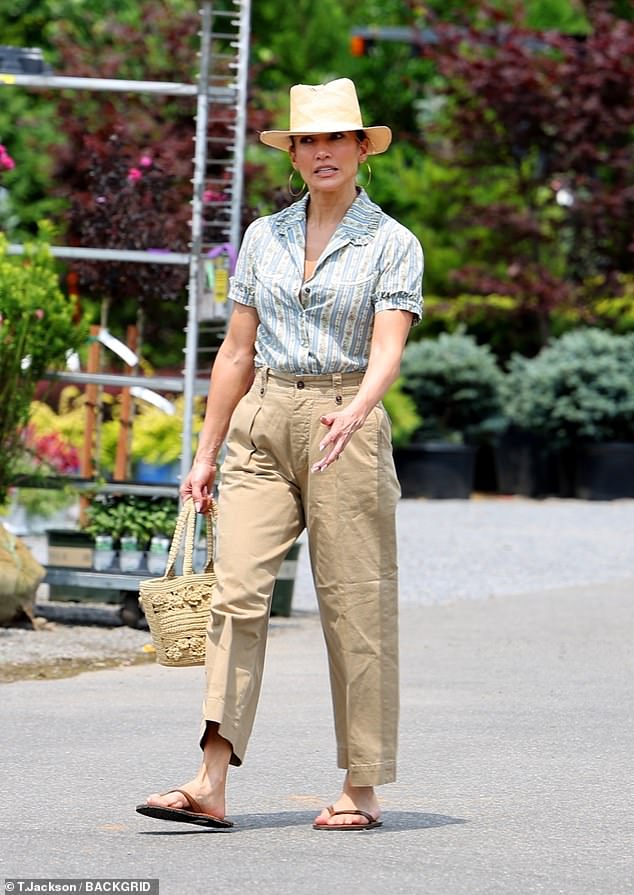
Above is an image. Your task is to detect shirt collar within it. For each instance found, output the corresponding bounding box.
[273,188,381,246]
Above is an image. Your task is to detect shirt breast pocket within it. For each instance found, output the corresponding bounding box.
[320,274,375,317]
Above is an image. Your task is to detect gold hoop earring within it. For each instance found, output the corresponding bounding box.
[288,169,306,198]
[358,162,372,189]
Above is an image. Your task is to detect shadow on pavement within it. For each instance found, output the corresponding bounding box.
[137,809,466,834]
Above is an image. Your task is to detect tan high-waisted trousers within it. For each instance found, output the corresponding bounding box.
[200,368,401,786]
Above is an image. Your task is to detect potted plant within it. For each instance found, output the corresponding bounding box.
[4,425,81,535]
[502,328,634,499]
[84,494,179,572]
[399,331,505,498]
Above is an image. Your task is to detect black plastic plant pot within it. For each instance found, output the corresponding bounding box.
[270,542,302,617]
[574,442,634,500]
[493,428,559,497]
[394,442,476,499]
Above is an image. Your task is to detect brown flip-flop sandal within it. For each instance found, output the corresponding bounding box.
[312,805,382,831]
[135,787,234,829]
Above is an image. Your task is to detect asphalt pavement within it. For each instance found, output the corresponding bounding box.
[1,566,633,894]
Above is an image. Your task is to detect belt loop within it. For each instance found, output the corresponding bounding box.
[332,372,343,406]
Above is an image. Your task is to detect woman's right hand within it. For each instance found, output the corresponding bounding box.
[179,458,217,513]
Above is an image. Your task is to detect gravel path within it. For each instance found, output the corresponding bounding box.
[0,622,153,681]
[1,497,632,677]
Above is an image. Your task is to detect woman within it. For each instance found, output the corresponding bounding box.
[137,77,423,831]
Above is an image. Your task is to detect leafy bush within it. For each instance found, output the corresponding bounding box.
[400,331,505,443]
[0,229,87,506]
[382,379,422,448]
[503,329,634,448]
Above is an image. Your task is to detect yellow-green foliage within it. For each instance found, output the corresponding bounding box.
[382,379,422,447]
[101,396,203,471]
[29,387,92,448]
[28,389,201,474]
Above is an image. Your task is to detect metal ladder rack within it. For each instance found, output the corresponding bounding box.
[184,0,251,449]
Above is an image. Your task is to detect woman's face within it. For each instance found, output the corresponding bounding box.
[289,131,369,193]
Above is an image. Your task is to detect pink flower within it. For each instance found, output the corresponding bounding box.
[139,154,153,168]
[0,148,15,171]
[32,431,80,474]
[203,189,225,203]
[127,167,142,183]
[34,309,45,320]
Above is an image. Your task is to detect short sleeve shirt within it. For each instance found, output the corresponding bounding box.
[229,189,424,374]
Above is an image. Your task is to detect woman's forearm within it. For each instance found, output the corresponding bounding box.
[349,348,401,419]
[347,310,413,420]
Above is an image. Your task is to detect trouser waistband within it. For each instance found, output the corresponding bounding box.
[258,367,365,387]
[256,367,365,403]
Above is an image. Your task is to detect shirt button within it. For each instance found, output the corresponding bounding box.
[297,381,305,390]
[303,287,311,295]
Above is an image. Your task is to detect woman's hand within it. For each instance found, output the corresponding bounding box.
[180,458,218,512]
[311,407,368,473]
[310,310,414,473]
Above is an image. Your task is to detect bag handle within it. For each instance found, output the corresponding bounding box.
[163,497,216,579]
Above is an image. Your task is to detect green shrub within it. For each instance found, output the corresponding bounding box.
[382,378,422,447]
[400,331,505,443]
[0,229,87,506]
[503,329,634,448]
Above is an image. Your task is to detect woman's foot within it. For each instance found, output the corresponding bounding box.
[145,773,227,820]
[313,773,381,828]
[144,722,232,820]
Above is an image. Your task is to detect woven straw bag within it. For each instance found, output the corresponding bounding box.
[139,498,216,667]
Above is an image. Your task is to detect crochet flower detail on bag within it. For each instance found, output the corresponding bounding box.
[165,591,184,611]
[164,636,206,661]
[182,586,206,608]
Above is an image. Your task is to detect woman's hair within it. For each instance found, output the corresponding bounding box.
[289,129,367,149]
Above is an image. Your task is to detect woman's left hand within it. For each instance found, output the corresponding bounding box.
[311,407,367,473]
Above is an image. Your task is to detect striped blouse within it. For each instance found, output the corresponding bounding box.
[229,188,424,374]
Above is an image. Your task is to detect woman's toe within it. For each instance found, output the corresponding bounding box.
[146,790,187,809]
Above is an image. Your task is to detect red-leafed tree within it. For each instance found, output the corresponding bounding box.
[49,5,200,325]
[419,2,634,344]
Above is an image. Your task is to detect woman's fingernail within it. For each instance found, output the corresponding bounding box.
[195,502,201,512]
[311,464,321,473]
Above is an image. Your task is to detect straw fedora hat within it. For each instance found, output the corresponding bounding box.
[259,78,392,155]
